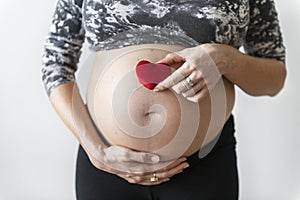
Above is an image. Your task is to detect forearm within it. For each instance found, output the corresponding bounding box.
[48,82,169,174]
[223,46,287,96]
[49,82,106,157]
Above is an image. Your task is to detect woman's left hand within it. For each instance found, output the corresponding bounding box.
[116,157,189,186]
[89,151,189,186]
[154,44,234,103]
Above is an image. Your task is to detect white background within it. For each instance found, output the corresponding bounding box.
[0,0,299,199]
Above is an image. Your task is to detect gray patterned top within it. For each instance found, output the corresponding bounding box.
[42,0,285,96]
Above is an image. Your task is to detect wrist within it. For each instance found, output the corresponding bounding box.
[220,45,241,76]
[201,43,238,76]
[84,140,103,154]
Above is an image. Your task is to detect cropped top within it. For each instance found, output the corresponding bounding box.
[42,0,285,96]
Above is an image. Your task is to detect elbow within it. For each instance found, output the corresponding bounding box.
[268,64,287,97]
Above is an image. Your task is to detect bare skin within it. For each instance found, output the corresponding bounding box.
[87,44,235,161]
[155,44,286,99]
[50,82,189,185]
[49,43,286,185]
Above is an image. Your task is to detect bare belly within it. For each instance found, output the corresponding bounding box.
[86,44,235,161]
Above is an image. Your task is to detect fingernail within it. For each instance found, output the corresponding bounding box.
[153,86,164,92]
[151,155,159,163]
[153,87,159,92]
[180,157,187,162]
[164,178,171,182]
[182,92,192,98]
[183,163,189,169]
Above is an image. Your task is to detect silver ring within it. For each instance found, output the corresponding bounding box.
[186,77,194,87]
[181,77,194,90]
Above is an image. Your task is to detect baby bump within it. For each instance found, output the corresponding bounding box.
[86,44,235,161]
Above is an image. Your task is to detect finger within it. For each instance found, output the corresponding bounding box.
[182,79,206,98]
[126,150,160,164]
[118,175,138,184]
[133,158,189,182]
[121,173,170,185]
[128,173,171,185]
[156,52,186,65]
[127,157,187,180]
[154,162,189,181]
[105,146,160,164]
[188,69,204,83]
[140,178,170,186]
[156,157,187,172]
[187,86,210,103]
[120,157,186,177]
[172,70,203,94]
[160,162,190,177]
[171,78,191,94]
[154,62,193,91]
[142,178,170,186]
[121,160,189,185]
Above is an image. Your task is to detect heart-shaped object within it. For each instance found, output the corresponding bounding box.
[135,60,172,90]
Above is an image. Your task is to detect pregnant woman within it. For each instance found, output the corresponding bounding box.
[42,0,286,199]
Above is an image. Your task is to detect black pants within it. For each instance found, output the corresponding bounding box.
[76,115,239,200]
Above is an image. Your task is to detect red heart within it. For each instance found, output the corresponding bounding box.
[135,60,172,90]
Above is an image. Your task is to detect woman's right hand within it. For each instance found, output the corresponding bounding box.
[49,83,189,185]
[87,145,189,185]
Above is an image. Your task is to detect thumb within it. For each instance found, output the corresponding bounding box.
[104,146,160,164]
[126,149,160,164]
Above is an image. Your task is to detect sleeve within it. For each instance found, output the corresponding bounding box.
[42,0,85,96]
[243,0,285,63]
